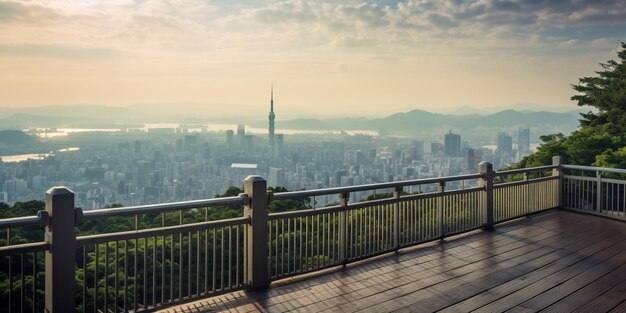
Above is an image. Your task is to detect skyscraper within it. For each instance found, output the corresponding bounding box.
[497,132,513,155]
[517,127,530,156]
[236,124,245,146]
[268,85,275,148]
[444,131,461,157]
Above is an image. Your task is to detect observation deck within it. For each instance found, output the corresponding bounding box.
[1,157,625,312]
[168,210,626,312]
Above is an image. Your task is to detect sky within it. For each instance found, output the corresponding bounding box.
[0,0,624,118]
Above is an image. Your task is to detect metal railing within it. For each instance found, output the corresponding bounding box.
[3,156,624,312]
[562,164,626,220]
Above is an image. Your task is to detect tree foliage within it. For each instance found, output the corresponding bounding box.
[518,42,626,168]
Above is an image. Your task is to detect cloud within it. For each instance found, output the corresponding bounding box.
[0,1,60,23]
[0,0,624,62]
[0,43,119,59]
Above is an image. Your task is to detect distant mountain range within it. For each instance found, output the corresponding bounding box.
[0,104,584,140]
[269,109,582,135]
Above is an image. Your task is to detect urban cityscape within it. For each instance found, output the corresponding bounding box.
[0,88,533,209]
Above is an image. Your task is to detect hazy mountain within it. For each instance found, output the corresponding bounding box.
[0,104,581,140]
[275,109,580,134]
[0,130,36,145]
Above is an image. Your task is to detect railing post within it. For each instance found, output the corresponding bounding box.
[44,187,77,313]
[523,171,530,214]
[479,162,494,231]
[243,176,269,290]
[393,187,401,252]
[596,171,602,212]
[438,181,445,238]
[339,192,348,265]
[552,156,563,209]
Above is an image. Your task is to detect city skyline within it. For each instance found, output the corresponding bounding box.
[0,1,625,117]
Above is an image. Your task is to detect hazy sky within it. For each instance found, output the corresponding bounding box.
[0,0,624,118]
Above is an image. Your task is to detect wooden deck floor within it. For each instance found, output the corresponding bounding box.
[162,210,626,313]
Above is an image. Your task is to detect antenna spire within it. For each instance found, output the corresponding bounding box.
[271,83,274,112]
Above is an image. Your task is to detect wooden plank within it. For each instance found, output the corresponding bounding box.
[573,279,626,313]
[439,230,625,313]
[341,220,613,312]
[513,260,626,311]
[377,225,626,313]
[609,300,626,313]
[471,239,626,313]
[542,263,626,313]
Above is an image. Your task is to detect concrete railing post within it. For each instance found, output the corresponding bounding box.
[44,187,77,313]
[552,156,563,209]
[393,187,402,252]
[438,181,445,238]
[479,162,495,231]
[243,176,269,290]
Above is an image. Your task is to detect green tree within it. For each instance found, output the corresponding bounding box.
[519,42,626,168]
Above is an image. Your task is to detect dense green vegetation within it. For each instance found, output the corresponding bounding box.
[517,43,626,169]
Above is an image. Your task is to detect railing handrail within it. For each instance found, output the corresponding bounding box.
[0,215,42,229]
[273,173,484,200]
[494,165,558,176]
[562,164,626,174]
[81,195,245,219]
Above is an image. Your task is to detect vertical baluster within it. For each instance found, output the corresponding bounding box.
[115,241,118,312]
[156,216,162,304]
[123,241,128,311]
[268,220,272,278]
[104,242,108,312]
[299,217,303,272]
[154,236,157,306]
[316,214,320,269]
[188,232,192,297]
[94,245,98,313]
[321,214,325,267]
[221,227,224,291]
[228,226,232,289]
[281,219,285,276]
[204,209,208,294]
[81,245,87,313]
[141,237,147,309]
[212,228,216,293]
[235,225,241,286]
[194,230,198,295]
[9,246,12,312]
[275,220,279,275]
[134,215,138,310]
[236,225,240,286]
[170,234,174,302]
[34,252,38,313]
[305,216,309,269]
[179,211,183,300]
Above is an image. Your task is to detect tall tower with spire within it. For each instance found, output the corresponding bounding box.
[268,84,276,148]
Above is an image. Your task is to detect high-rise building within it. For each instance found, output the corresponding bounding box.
[268,85,276,148]
[236,125,245,146]
[268,167,286,187]
[497,132,513,155]
[517,127,530,156]
[444,131,461,157]
[467,148,482,174]
[226,130,234,147]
